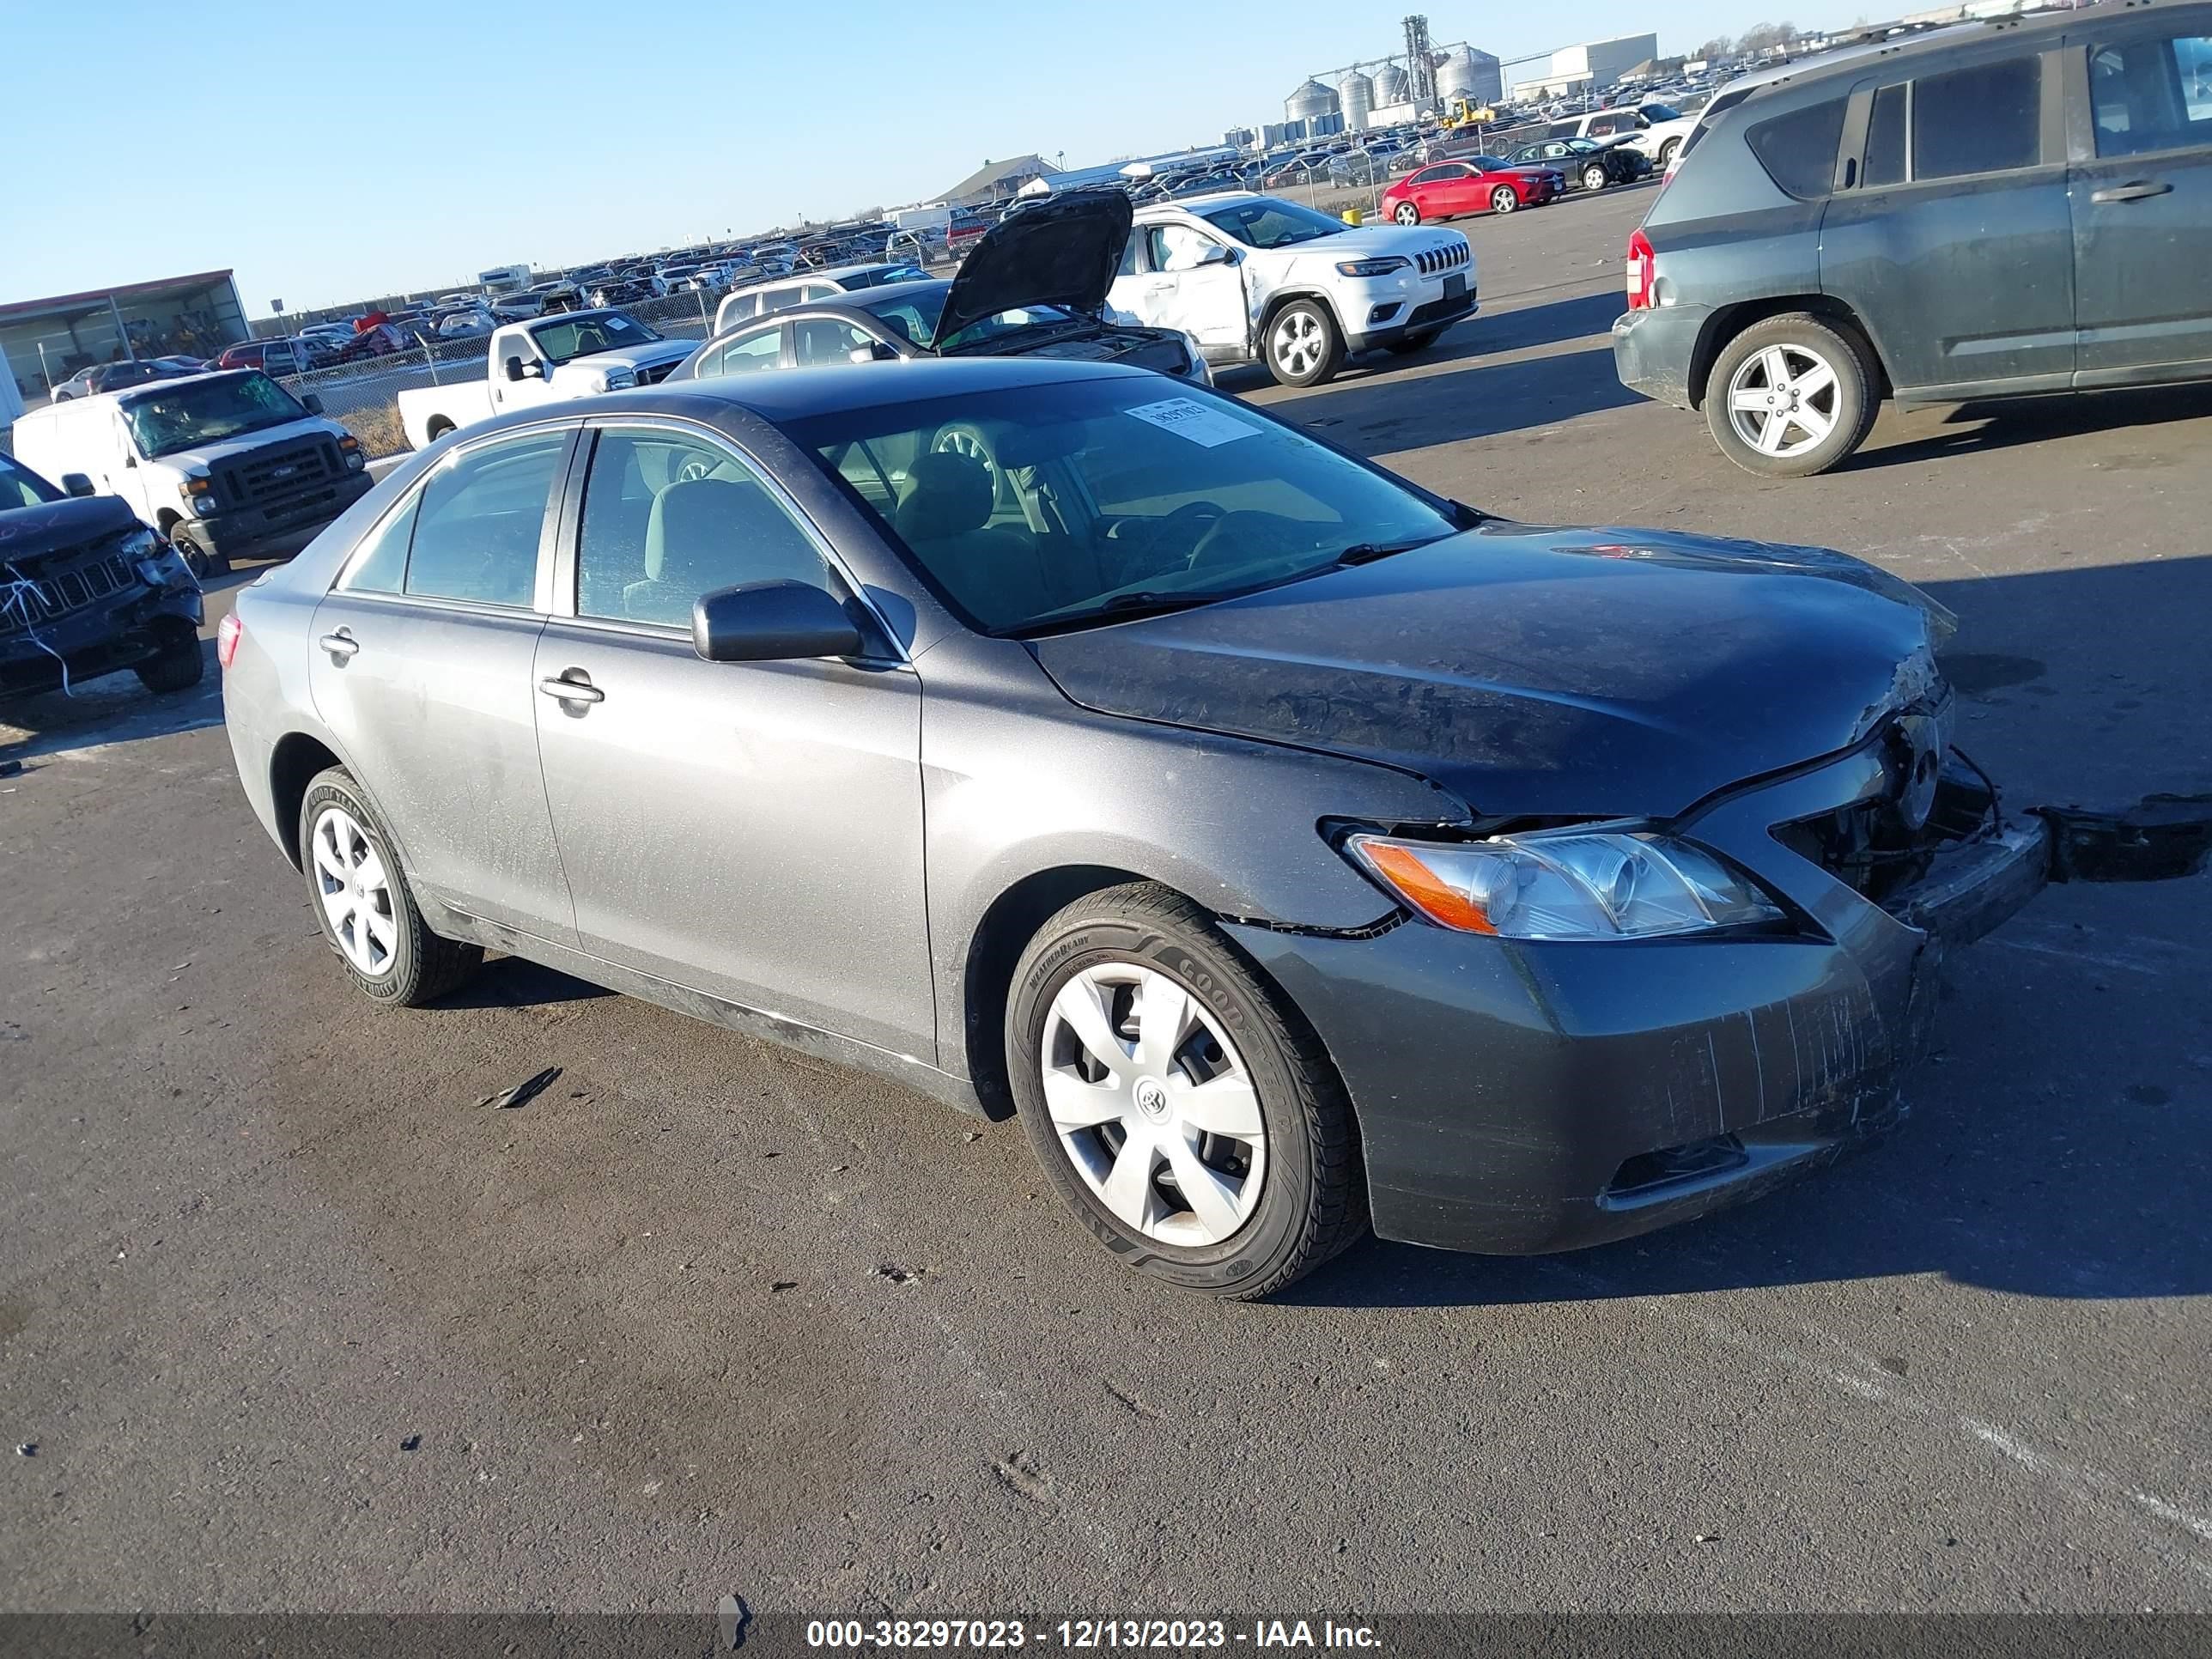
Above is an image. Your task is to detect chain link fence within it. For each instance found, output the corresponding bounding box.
[275,288,725,459]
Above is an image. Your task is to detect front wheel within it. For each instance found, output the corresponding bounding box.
[133,623,204,694]
[1006,883,1367,1298]
[1583,163,1609,191]
[1490,185,1519,215]
[1264,300,1344,388]
[299,769,483,1006]
[1657,137,1681,167]
[1704,313,1878,478]
[1391,201,1421,225]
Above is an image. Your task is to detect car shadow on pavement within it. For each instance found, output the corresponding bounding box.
[1848,381,2212,471]
[1273,344,1644,453]
[0,644,222,767]
[436,955,616,1011]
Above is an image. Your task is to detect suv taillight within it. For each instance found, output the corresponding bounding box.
[1626,228,1656,311]
[216,610,243,671]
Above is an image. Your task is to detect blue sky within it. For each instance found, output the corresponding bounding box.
[5,0,1780,313]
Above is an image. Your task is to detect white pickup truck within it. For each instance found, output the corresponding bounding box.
[394,311,696,449]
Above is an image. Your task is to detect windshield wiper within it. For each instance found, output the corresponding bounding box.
[1016,589,1235,634]
[1331,537,1440,566]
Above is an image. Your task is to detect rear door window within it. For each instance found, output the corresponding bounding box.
[708,328,785,377]
[792,318,874,366]
[1911,56,2042,179]
[1745,96,1848,198]
[401,430,567,607]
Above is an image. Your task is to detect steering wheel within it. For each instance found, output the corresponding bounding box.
[1115,501,1222,583]
[672,453,718,483]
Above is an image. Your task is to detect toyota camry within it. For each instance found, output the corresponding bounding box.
[219,359,2206,1297]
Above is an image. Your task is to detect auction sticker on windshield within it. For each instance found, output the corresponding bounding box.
[1125,398,1257,448]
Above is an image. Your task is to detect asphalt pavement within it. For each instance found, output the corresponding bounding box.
[5,183,2211,1621]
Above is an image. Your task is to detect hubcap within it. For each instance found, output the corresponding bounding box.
[1493,189,1515,213]
[1272,310,1325,378]
[1725,343,1842,459]
[1395,204,1417,223]
[1041,963,1267,1247]
[311,805,398,977]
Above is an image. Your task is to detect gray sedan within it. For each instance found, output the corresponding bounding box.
[217,357,2198,1297]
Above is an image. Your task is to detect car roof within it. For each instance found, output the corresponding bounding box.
[1138,191,1261,216]
[620,355,1155,425]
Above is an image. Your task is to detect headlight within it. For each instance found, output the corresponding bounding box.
[1336,257,1411,277]
[1345,828,1785,940]
[191,495,218,518]
[116,526,160,561]
[600,369,637,391]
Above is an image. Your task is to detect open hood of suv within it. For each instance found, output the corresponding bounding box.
[938,189,1134,342]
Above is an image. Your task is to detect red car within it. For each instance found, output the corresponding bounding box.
[1382,157,1565,224]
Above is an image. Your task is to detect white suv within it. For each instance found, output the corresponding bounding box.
[1548,103,1698,168]
[1108,193,1475,387]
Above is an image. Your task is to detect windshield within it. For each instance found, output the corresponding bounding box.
[782,377,1457,635]
[1198,198,1346,249]
[862,290,949,348]
[121,374,310,459]
[528,312,662,364]
[1642,102,1682,121]
[0,454,64,510]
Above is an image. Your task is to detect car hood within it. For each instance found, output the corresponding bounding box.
[0,495,142,568]
[1028,524,1950,821]
[940,189,1134,337]
[574,338,696,372]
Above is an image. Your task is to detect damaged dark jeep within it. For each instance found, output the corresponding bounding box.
[1,452,204,702]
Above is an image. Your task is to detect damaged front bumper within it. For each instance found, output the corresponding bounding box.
[1226,744,2212,1256]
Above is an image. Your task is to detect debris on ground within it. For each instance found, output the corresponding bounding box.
[399,1435,422,1451]
[770,1281,798,1293]
[15,1443,35,1457]
[477,1067,561,1110]
[963,1130,981,1142]
[717,1593,749,1650]
[872,1263,921,1285]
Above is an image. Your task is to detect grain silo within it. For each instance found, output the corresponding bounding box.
[1285,77,1340,125]
[1374,62,1411,106]
[1436,46,1503,107]
[1340,69,1375,131]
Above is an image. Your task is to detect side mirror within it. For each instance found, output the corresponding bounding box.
[1197,244,1237,268]
[301,392,325,415]
[61,472,95,498]
[503,358,542,382]
[693,581,864,663]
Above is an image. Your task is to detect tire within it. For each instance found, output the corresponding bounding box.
[1263,299,1344,388]
[1658,137,1682,167]
[1006,883,1367,1298]
[298,768,483,1007]
[1704,313,1878,478]
[1583,163,1610,192]
[1490,185,1518,215]
[133,623,205,694]
[1391,201,1421,225]
[165,523,228,580]
[425,417,456,443]
[1383,328,1443,356]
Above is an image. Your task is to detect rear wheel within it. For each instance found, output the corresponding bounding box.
[165,521,228,580]
[1704,313,1878,478]
[1264,300,1344,388]
[1583,163,1610,191]
[1391,201,1421,225]
[299,769,483,1006]
[1006,883,1367,1298]
[424,416,456,443]
[1658,137,1682,167]
[1490,185,1519,215]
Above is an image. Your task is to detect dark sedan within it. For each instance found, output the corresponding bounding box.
[217,357,2204,1298]
[1506,136,1650,191]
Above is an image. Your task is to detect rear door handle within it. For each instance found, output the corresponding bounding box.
[538,674,604,705]
[318,631,358,662]
[2091,180,2172,203]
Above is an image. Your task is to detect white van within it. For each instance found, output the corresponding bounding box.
[9,370,374,576]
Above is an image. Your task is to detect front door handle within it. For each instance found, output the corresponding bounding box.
[318,630,358,663]
[2091,180,2173,204]
[538,674,604,705]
